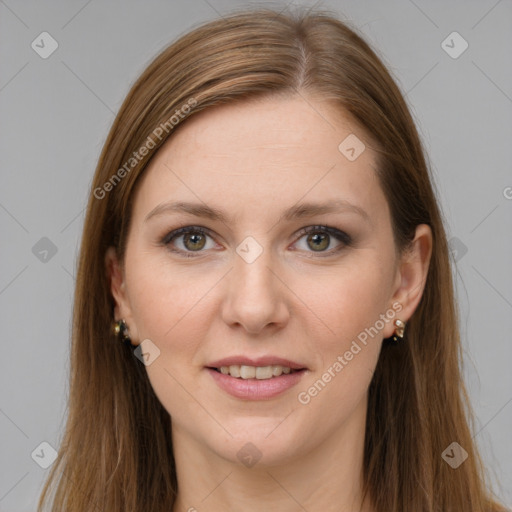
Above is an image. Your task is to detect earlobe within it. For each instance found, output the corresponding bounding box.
[386,224,433,335]
[105,247,140,344]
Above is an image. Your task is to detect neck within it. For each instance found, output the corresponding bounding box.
[171,399,373,512]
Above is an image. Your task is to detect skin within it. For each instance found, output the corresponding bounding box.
[106,93,432,512]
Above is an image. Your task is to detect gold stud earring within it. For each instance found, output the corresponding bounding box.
[113,319,134,346]
[392,319,406,342]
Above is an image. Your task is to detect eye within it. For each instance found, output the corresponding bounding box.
[162,226,217,257]
[293,225,352,256]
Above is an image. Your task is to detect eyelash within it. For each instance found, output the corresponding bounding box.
[161,225,352,259]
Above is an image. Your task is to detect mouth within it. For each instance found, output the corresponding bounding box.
[205,356,308,400]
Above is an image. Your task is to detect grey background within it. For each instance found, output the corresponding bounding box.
[1,0,511,510]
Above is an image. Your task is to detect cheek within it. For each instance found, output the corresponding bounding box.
[293,257,391,404]
[297,256,393,349]
[124,257,212,420]
[125,245,210,340]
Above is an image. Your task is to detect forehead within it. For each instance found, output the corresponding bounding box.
[131,94,387,228]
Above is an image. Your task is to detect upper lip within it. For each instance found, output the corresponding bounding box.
[207,356,307,370]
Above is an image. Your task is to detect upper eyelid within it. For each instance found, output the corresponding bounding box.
[162,225,350,250]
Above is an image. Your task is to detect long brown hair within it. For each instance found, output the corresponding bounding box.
[38,7,505,511]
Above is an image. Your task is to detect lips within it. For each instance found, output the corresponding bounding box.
[205,355,308,400]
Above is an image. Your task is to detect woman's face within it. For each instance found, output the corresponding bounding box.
[108,94,425,467]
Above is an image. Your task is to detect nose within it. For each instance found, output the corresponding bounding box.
[220,244,290,335]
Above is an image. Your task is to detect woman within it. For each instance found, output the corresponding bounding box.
[38,7,506,512]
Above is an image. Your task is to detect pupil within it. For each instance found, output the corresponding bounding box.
[309,232,328,251]
[185,233,205,250]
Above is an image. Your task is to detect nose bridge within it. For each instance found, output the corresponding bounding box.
[221,233,288,332]
[233,233,278,299]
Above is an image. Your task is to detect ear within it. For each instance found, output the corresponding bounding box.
[105,246,140,344]
[383,224,433,338]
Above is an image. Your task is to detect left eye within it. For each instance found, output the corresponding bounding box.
[294,225,352,255]
[162,225,351,258]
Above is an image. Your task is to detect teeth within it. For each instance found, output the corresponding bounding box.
[217,364,296,380]
[272,365,282,376]
[229,365,241,378]
[240,365,255,379]
[256,366,272,379]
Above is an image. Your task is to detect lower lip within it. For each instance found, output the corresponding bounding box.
[206,368,306,400]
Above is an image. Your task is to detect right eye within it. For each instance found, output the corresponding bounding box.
[162,226,218,257]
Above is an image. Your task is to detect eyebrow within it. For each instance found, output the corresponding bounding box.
[144,199,370,225]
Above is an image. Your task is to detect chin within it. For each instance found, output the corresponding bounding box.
[203,419,309,468]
